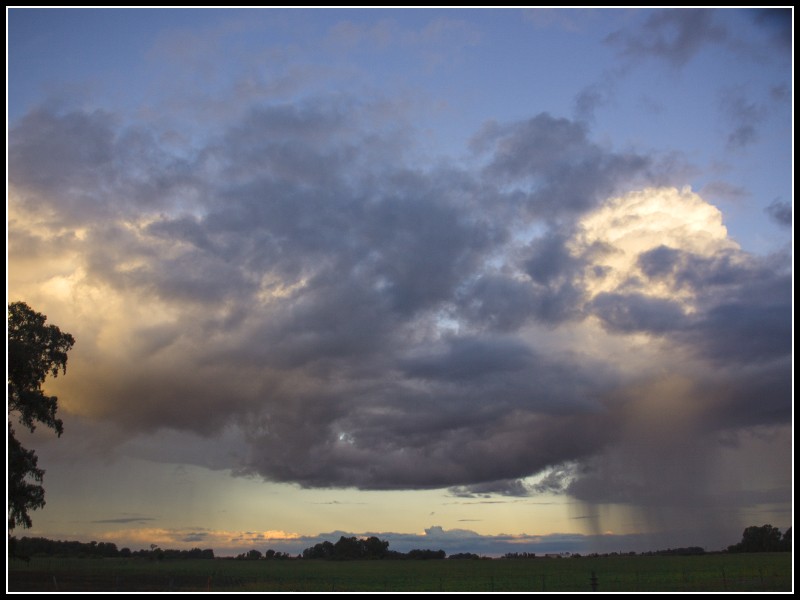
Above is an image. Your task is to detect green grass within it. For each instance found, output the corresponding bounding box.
[8,553,792,592]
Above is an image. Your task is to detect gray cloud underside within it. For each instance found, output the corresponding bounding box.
[719,88,767,150]
[604,9,727,68]
[750,8,792,52]
[91,517,157,524]
[603,8,791,79]
[765,198,792,228]
[8,100,791,498]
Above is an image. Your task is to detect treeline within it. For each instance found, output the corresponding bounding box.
[10,537,214,560]
[235,549,293,560]
[11,524,790,561]
[134,547,215,560]
[640,547,705,556]
[301,536,444,560]
[727,525,791,553]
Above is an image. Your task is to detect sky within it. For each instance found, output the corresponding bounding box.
[6,8,793,557]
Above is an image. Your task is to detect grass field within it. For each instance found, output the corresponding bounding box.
[8,553,792,592]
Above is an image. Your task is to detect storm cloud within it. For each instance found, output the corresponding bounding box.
[8,88,791,524]
[470,114,650,217]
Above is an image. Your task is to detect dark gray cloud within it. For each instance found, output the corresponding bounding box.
[8,109,198,224]
[455,275,541,332]
[523,232,581,285]
[454,231,589,330]
[720,88,766,150]
[572,82,611,124]
[710,361,792,429]
[591,292,686,335]
[237,379,613,489]
[685,300,791,366]
[749,8,792,52]
[637,245,683,279]
[765,198,791,228]
[448,479,532,498]
[605,9,727,67]
[401,336,533,382]
[471,114,650,217]
[91,516,157,524]
[638,246,779,296]
[8,100,791,506]
[769,83,790,103]
[8,108,116,194]
[634,246,792,365]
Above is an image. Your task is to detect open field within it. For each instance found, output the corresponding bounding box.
[8,553,791,592]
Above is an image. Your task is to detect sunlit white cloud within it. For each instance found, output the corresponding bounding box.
[572,186,738,304]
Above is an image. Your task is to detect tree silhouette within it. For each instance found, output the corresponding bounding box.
[727,524,785,553]
[302,536,391,560]
[780,527,791,551]
[8,301,75,530]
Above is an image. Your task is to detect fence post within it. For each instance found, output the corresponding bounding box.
[590,571,598,592]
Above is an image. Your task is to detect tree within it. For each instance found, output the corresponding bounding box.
[8,301,75,530]
[780,527,791,551]
[363,535,389,559]
[333,536,365,560]
[727,524,784,553]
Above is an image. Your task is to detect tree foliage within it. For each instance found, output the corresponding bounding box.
[302,536,392,560]
[406,548,446,560]
[780,527,791,552]
[727,524,789,553]
[8,301,75,530]
[12,536,214,559]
